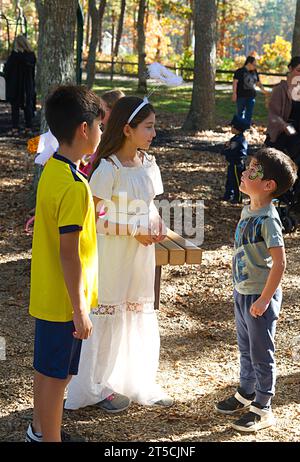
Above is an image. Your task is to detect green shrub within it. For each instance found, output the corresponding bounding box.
[177,47,194,80]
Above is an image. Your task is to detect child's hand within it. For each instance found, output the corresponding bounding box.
[134,225,157,246]
[250,296,270,318]
[152,217,167,243]
[73,310,93,339]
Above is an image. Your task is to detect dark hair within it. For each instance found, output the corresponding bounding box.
[90,96,155,176]
[100,89,125,109]
[45,85,104,145]
[244,56,256,66]
[253,147,298,197]
[288,56,300,70]
[231,115,250,132]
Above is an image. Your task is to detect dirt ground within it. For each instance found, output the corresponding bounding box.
[0,109,300,443]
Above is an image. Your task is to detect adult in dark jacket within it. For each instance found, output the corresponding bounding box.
[4,35,36,136]
[265,56,300,162]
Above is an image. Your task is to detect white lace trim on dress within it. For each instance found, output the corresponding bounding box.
[91,300,155,315]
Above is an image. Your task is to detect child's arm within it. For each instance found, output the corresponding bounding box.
[60,232,93,339]
[222,140,240,162]
[93,196,157,246]
[232,79,238,102]
[257,80,268,95]
[250,246,286,318]
[149,200,167,242]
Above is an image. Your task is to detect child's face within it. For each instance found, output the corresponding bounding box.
[231,126,240,135]
[86,116,102,154]
[248,60,256,71]
[239,158,268,197]
[99,99,111,128]
[131,112,156,149]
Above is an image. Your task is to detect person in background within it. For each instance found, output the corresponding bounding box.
[265,56,300,161]
[232,56,268,126]
[4,35,36,137]
[221,115,249,204]
[80,89,125,176]
[100,89,125,128]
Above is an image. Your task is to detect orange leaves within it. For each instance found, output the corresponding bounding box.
[27,136,40,154]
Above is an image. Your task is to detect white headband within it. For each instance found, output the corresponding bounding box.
[127,97,149,124]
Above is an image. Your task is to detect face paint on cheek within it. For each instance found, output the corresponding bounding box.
[248,164,264,180]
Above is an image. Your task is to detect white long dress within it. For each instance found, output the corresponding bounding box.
[65,153,169,409]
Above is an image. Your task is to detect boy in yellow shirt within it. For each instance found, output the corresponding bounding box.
[26,85,104,442]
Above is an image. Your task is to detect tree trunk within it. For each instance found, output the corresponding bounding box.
[137,0,147,93]
[292,0,300,57]
[182,0,217,131]
[39,0,77,129]
[86,0,100,89]
[155,2,162,61]
[114,0,126,57]
[35,0,46,95]
[217,0,227,59]
[30,0,77,209]
[85,9,90,50]
[98,0,107,54]
[183,0,193,49]
[132,4,138,53]
[155,35,161,61]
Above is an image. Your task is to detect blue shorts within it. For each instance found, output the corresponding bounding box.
[33,318,82,379]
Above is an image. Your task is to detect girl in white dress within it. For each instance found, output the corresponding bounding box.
[65,96,173,410]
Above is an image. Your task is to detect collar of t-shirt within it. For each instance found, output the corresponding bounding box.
[53,152,78,171]
[241,203,277,219]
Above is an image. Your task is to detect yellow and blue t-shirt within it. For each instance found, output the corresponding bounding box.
[29,153,98,322]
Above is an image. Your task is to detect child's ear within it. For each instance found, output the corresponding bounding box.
[123,123,132,138]
[264,179,277,194]
[78,121,88,139]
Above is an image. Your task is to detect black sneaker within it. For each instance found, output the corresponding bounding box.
[231,403,275,432]
[215,390,255,415]
[25,423,42,442]
[61,430,86,442]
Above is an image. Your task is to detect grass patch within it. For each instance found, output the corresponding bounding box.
[92,77,268,125]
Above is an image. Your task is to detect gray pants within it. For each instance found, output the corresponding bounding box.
[234,288,282,407]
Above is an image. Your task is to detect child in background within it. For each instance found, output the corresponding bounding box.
[80,89,125,177]
[65,96,173,412]
[100,89,125,128]
[222,115,249,204]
